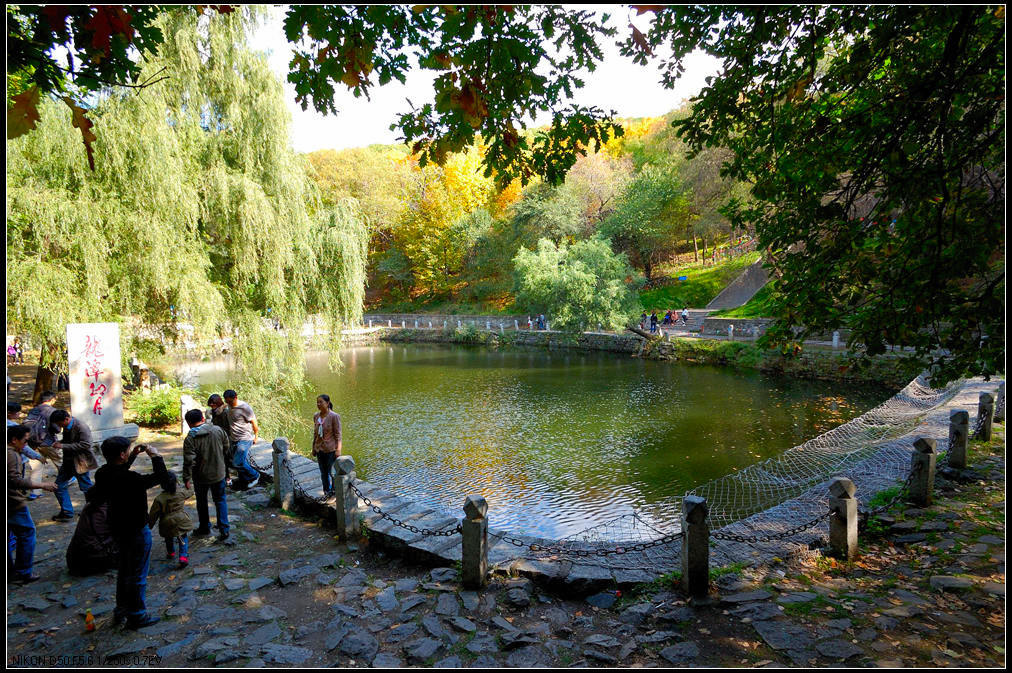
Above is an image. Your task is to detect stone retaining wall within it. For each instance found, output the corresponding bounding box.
[364,313,529,329]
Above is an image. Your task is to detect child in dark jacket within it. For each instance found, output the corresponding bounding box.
[148,471,194,567]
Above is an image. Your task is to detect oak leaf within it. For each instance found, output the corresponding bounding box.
[64,97,98,171]
[84,6,135,57]
[7,85,41,139]
[629,24,654,56]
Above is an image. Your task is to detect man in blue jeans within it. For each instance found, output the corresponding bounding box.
[223,390,260,489]
[85,437,166,629]
[8,425,59,583]
[48,410,97,521]
[182,409,232,544]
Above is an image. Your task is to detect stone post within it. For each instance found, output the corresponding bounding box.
[908,438,936,507]
[514,320,519,330]
[179,394,202,435]
[832,331,840,349]
[335,456,360,542]
[387,320,392,328]
[272,438,295,511]
[369,319,373,328]
[415,320,418,328]
[401,320,405,328]
[976,392,994,441]
[947,410,969,469]
[828,477,858,561]
[681,496,709,599]
[461,495,489,588]
[994,382,1005,423]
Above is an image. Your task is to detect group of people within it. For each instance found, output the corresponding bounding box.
[6,338,24,365]
[640,308,690,333]
[6,386,328,631]
[526,314,548,330]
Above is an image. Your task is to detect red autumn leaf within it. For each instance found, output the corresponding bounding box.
[7,86,41,139]
[63,97,98,171]
[629,24,653,56]
[40,6,75,35]
[84,6,135,57]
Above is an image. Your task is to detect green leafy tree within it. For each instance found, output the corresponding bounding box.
[508,183,585,248]
[599,162,690,281]
[513,237,642,331]
[6,8,369,425]
[626,5,1005,382]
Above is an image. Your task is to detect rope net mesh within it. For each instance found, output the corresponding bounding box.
[687,374,964,531]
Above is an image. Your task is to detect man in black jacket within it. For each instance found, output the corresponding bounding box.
[48,409,97,521]
[85,437,167,629]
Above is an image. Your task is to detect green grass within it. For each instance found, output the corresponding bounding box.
[640,251,760,310]
[710,282,777,318]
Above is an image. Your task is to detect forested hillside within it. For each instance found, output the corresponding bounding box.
[306,110,750,315]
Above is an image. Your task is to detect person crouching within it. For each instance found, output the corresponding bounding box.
[85,437,167,629]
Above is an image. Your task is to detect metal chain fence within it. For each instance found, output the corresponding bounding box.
[347,480,461,537]
[711,509,835,544]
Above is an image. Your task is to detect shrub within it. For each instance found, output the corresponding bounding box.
[127,385,190,426]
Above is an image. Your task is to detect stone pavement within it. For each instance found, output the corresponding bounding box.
[6,422,1004,668]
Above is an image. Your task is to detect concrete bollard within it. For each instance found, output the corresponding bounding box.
[976,392,994,441]
[908,438,937,507]
[272,438,295,511]
[681,496,709,599]
[828,477,858,561]
[461,495,489,588]
[179,394,202,435]
[994,382,1005,423]
[368,319,372,328]
[388,320,391,328]
[401,320,405,328]
[947,410,970,469]
[335,456,360,542]
[832,331,840,349]
[514,320,519,330]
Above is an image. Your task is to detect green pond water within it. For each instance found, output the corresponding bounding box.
[185,343,893,538]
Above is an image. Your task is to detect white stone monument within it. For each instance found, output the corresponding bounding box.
[66,322,139,444]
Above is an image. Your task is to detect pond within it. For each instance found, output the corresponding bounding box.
[183,343,893,538]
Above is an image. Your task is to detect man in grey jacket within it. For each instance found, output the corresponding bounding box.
[182,408,232,543]
[49,409,97,521]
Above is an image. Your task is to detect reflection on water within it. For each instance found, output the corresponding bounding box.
[184,344,892,537]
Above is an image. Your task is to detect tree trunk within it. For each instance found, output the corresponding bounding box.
[692,229,698,262]
[32,339,60,404]
[702,236,708,262]
[643,257,652,282]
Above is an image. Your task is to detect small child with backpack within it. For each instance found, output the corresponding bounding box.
[148,471,194,567]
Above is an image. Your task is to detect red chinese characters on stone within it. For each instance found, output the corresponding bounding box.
[83,335,107,416]
[89,383,107,415]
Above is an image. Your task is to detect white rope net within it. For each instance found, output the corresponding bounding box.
[687,374,964,530]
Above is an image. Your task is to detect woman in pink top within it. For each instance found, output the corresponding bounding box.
[312,394,342,497]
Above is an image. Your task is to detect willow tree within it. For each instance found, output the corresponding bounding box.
[6,7,368,435]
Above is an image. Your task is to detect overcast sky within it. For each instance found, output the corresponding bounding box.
[249,6,722,153]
